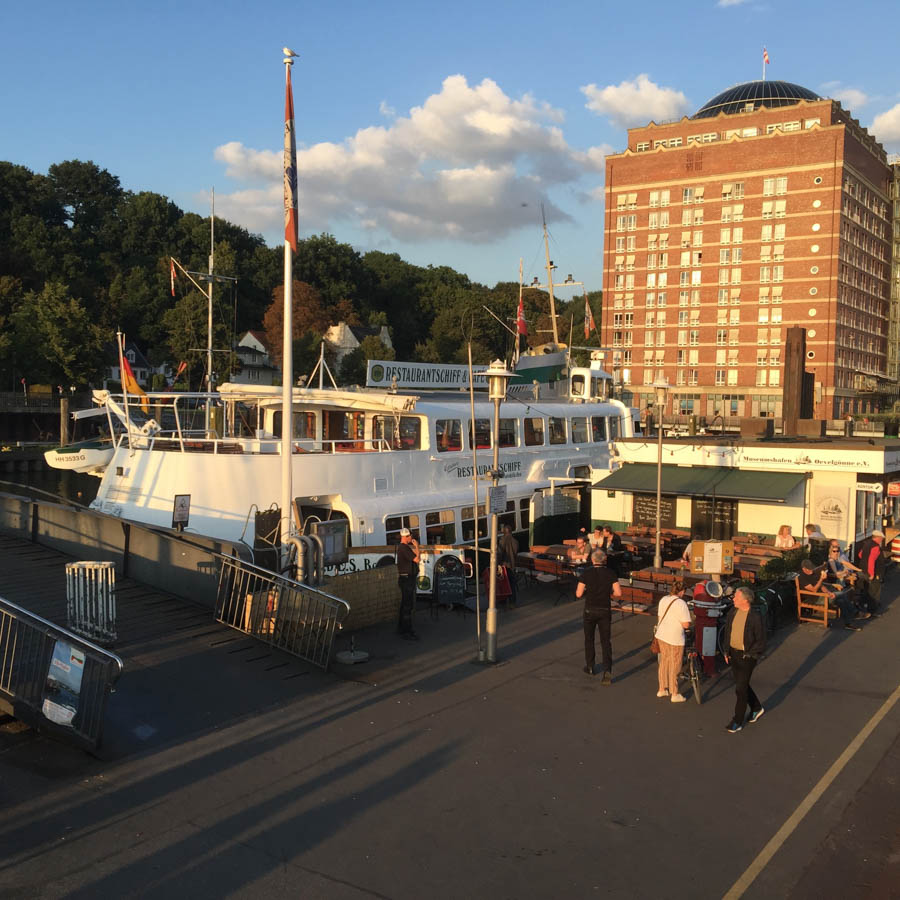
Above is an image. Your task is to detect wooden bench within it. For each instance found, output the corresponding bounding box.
[533,557,577,604]
[795,577,840,628]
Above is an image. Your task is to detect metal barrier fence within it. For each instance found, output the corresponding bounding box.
[0,596,124,751]
[215,557,350,671]
[66,561,117,645]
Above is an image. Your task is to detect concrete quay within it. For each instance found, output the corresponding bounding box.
[0,534,898,899]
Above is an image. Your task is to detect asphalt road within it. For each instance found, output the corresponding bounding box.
[1,566,898,899]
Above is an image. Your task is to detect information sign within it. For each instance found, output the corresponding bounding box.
[489,484,508,516]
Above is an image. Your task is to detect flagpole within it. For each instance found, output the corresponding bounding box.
[116,330,132,451]
[281,48,299,571]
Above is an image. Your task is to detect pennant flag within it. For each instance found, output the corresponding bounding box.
[517,294,527,336]
[763,47,770,65]
[121,349,149,413]
[283,66,299,252]
[175,360,188,379]
[584,295,596,339]
[170,258,177,297]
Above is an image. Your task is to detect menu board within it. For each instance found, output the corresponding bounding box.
[632,493,676,529]
[690,497,736,541]
[688,540,734,575]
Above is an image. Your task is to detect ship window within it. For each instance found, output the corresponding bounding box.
[292,412,316,440]
[571,374,586,396]
[571,416,589,444]
[436,419,462,452]
[325,410,365,451]
[425,509,456,544]
[498,418,517,448]
[548,417,567,444]
[608,416,620,440]
[498,500,517,532]
[468,418,492,450]
[461,504,488,542]
[374,415,421,450]
[524,417,544,446]
[385,514,420,545]
[519,497,530,531]
[591,416,607,442]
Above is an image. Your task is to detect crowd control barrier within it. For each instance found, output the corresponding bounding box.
[215,557,350,671]
[66,561,117,645]
[0,596,124,751]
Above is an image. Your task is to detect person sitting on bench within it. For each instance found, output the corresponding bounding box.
[797,559,863,631]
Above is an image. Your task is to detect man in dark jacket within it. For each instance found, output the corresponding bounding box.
[855,530,886,614]
[723,586,766,733]
[575,549,622,684]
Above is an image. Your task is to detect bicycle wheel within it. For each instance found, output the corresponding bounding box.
[688,653,702,705]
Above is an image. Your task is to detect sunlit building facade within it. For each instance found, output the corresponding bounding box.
[601,80,894,419]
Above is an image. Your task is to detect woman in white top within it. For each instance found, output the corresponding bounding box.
[656,582,692,703]
[774,525,795,549]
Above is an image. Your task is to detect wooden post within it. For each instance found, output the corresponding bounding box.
[59,396,69,445]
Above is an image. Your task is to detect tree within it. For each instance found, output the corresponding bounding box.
[339,335,395,386]
[11,282,105,385]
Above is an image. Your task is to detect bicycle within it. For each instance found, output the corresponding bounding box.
[681,626,703,705]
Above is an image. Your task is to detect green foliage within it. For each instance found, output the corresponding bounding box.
[340,335,395,386]
[0,158,603,388]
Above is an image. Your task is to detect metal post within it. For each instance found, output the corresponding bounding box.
[653,379,668,571]
[484,360,513,663]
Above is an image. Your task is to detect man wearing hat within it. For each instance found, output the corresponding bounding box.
[855,530,886,615]
[396,528,420,639]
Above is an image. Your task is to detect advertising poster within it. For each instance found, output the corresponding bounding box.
[42,641,85,727]
[813,486,850,540]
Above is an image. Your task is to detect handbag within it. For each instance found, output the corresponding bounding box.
[651,595,678,654]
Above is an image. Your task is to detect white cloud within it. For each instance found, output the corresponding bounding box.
[820,82,869,110]
[378,100,396,118]
[871,103,900,149]
[717,0,748,6]
[581,75,690,129]
[213,75,599,244]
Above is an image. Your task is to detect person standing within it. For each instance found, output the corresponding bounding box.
[499,524,520,607]
[855,530,886,614]
[575,549,622,684]
[655,583,692,703]
[723,586,766,733]
[396,528,420,640]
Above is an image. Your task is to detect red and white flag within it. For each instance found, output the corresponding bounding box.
[516,294,527,336]
[169,258,176,297]
[283,66,299,252]
[763,47,770,65]
[584,295,596,339]
[175,361,187,379]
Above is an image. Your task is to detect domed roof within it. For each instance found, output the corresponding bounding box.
[692,80,822,119]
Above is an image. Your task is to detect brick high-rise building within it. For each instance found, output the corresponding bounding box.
[601,80,894,420]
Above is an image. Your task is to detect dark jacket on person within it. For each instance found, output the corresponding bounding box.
[499,532,519,570]
[602,532,622,553]
[723,606,766,659]
[855,538,886,580]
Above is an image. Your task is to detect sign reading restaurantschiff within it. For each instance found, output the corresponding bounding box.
[367,360,489,389]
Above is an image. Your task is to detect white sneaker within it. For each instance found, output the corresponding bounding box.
[656,689,669,698]
[670,693,686,703]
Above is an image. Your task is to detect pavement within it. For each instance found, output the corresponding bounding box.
[0,542,899,899]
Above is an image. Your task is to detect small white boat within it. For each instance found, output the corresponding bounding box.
[44,440,114,475]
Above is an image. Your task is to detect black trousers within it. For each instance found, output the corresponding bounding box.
[857,574,882,612]
[504,565,518,606]
[398,574,416,634]
[584,611,612,673]
[730,651,762,724]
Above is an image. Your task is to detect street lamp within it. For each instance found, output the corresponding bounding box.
[485,359,514,663]
[652,378,669,570]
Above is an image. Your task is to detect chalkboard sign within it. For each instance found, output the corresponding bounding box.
[633,493,676,529]
[691,498,736,540]
[433,556,466,608]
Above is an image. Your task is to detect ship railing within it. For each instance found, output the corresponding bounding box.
[0,595,124,751]
[215,557,350,671]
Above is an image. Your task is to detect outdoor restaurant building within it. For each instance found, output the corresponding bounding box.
[593,434,900,547]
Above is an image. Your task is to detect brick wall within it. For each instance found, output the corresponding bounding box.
[324,565,400,632]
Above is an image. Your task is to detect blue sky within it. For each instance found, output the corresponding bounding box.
[3,0,899,293]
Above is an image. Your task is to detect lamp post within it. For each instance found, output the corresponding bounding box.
[485,359,514,663]
[653,378,669,571]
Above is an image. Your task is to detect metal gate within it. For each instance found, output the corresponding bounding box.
[0,596,124,751]
[215,557,350,671]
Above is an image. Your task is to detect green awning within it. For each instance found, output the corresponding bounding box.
[593,463,808,503]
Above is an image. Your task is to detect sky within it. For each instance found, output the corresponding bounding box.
[3,0,899,294]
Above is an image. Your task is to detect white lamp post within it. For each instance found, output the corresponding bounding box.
[652,378,669,571]
[485,359,514,663]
